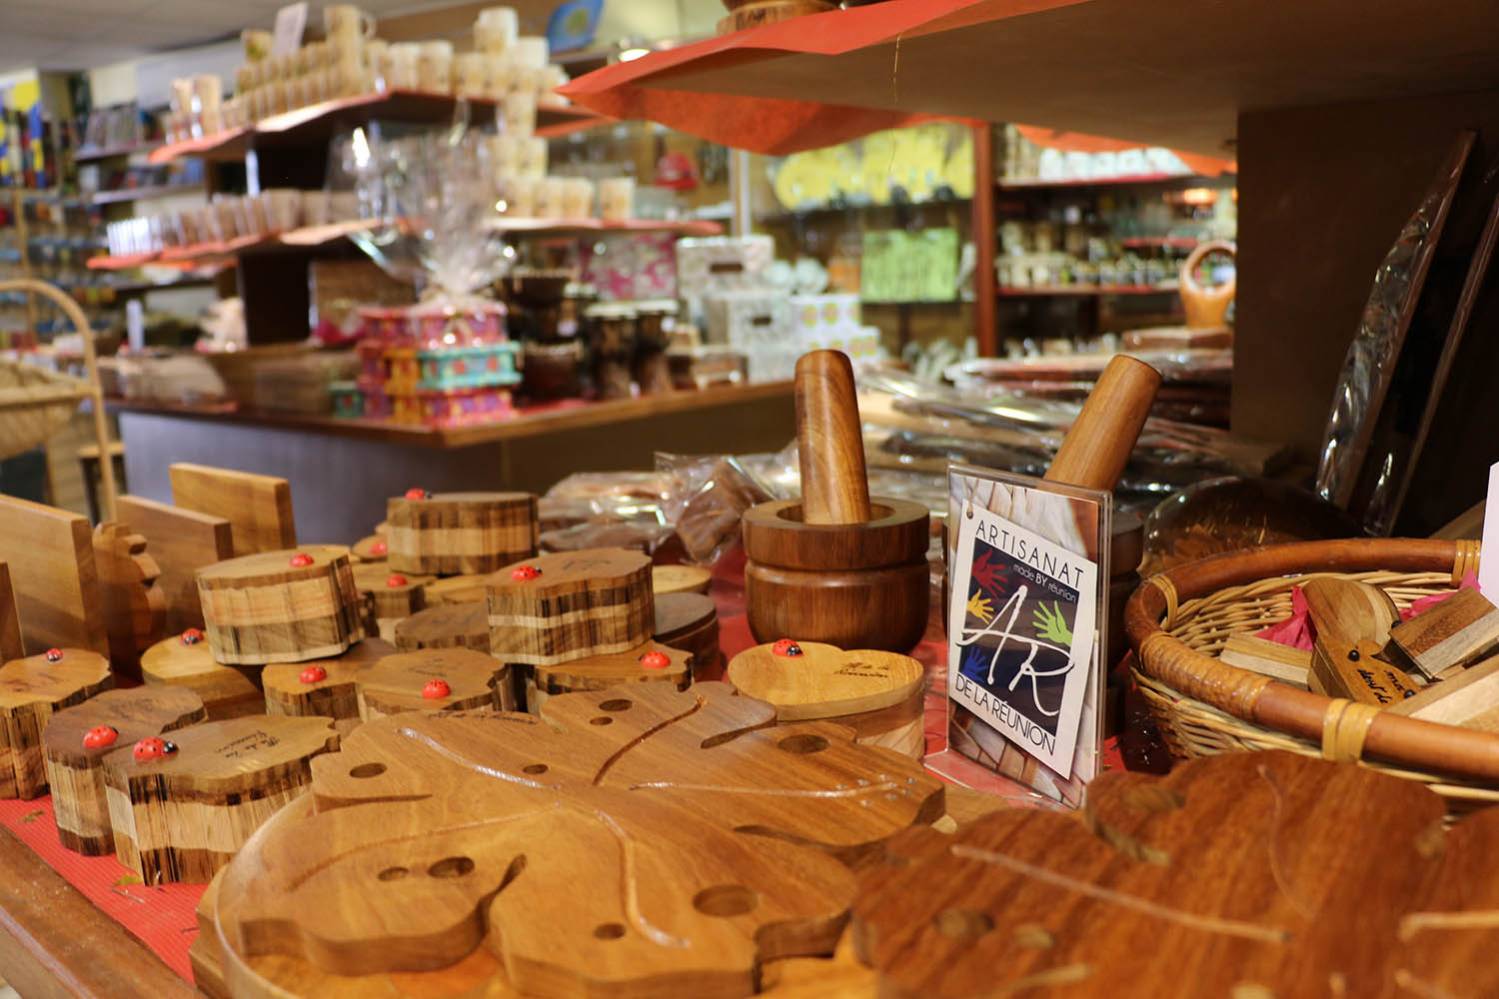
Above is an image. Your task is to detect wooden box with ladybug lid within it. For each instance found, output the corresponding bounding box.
[0,647,112,799]
[351,562,434,642]
[387,488,539,577]
[487,549,655,668]
[196,546,364,666]
[104,714,341,883]
[42,686,206,855]
[355,648,513,721]
[141,627,263,721]
[528,641,690,714]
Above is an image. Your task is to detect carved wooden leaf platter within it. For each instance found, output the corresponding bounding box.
[213,681,943,998]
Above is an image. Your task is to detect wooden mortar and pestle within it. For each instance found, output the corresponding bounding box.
[743,350,931,651]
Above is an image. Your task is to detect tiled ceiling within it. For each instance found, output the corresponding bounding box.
[0,0,434,75]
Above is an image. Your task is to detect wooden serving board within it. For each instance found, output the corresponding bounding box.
[198,546,362,665]
[728,641,926,758]
[356,648,512,720]
[0,495,109,657]
[422,573,489,606]
[387,491,538,575]
[393,601,491,652]
[261,638,395,723]
[104,714,339,883]
[0,649,112,799]
[43,686,206,855]
[92,522,167,677]
[351,562,432,641]
[211,682,942,996]
[115,495,234,634]
[852,749,1499,997]
[169,463,296,557]
[654,592,722,682]
[141,631,263,720]
[529,641,689,712]
[488,548,655,666]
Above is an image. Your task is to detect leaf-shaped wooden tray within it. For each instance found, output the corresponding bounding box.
[212,681,943,997]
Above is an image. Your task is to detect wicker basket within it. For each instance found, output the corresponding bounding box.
[1125,538,1499,815]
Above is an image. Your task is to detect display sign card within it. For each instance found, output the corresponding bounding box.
[272,3,309,57]
[939,465,1110,806]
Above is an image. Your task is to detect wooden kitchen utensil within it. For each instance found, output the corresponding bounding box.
[356,648,513,720]
[1388,587,1499,679]
[387,490,538,575]
[421,572,490,606]
[91,522,166,677]
[744,351,930,651]
[487,548,655,665]
[43,686,205,855]
[728,640,926,758]
[197,546,362,665]
[210,682,941,995]
[105,714,339,883]
[0,495,108,657]
[351,561,432,641]
[653,564,712,596]
[0,562,22,664]
[654,592,721,682]
[1302,577,1420,706]
[529,641,690,712]
[141,629,262,720]
[393,601,491,652]
[0,648,112,798]
[115,495,233,634]
[261,638,395,723]
[169,463,296,556]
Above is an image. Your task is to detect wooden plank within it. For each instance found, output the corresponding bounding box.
[168,463,296,556]
[0,496,108,657]
[115,495,234,634]
[0,825,197,999]
[0,562,21,663]
[1218,633,1313,688]
[1388,587,1499,679]
[1387,654,1499,729]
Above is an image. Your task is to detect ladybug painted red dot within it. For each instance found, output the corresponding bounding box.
[772,639,804,658]
[370,540,387,556]
[133,737,173,763]
[386,573,408,588]
[44,648,63,663]
[639,650,671,670]
[300,665,328,684]
[180,628,204,646]
[422,678,451,699]
[404,487,429,500]
[289,553,314,568]
[83,725,118,750]
[510,564,542,582]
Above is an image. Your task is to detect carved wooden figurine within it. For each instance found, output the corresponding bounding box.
[387,490,538,575]
[91,522,167,677]
[356,648,513,720]
[487,548,655,665]
[743,350,930,651]
[43,686,206,855]
[141,628,262,720]
[0,648,112,798]
[114,495,233,634]
[104,714,339,883]
[197,546,362,665]
[728,640,926,758]
[261,638,395,723]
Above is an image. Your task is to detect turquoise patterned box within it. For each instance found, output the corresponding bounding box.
[416,343,522,391]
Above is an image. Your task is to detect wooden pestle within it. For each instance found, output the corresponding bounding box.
[1045,355,1162,491]
[796,350,872,524]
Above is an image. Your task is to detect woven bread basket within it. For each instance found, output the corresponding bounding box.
[1125,538,1499,815]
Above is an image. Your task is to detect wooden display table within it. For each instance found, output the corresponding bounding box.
[110,384,794,544]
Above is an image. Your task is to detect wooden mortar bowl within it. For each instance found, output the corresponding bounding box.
[743,496,929,652]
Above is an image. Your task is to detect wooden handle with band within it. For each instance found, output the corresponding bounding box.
[795,350,872,525]
[1180,239,1236,330]
[1045,354,1162,492]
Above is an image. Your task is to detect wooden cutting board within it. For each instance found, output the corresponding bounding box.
[261,638,396,723]
[43,686,206,855]
[169,463,296,557]
[141,631,263,721]
[356,648,512,720]
[197,546,362,665]
[211,682,942,996]
[0,648,112,799]
[105,714,339,883]
[487,548,655,666]
[92,522,167,678]
[0,495,108,657]
[728,641,926,758]
[387,491,538,575]
[115,495,233,634]
[393,601,491,652]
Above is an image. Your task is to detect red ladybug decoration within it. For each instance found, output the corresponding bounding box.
[83,725,118,750]
[180,628,204,646]
[300,665,328,684]
[404,487,429,500]
[772,639,804,658]
[511,565,542,582]
[370,539,388,556]
[289,553,314,567]
[44,648,63,662]
[386,574,408,588]
[422,678,451,699]
[132,737,176,763]
[639,650,671,670]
